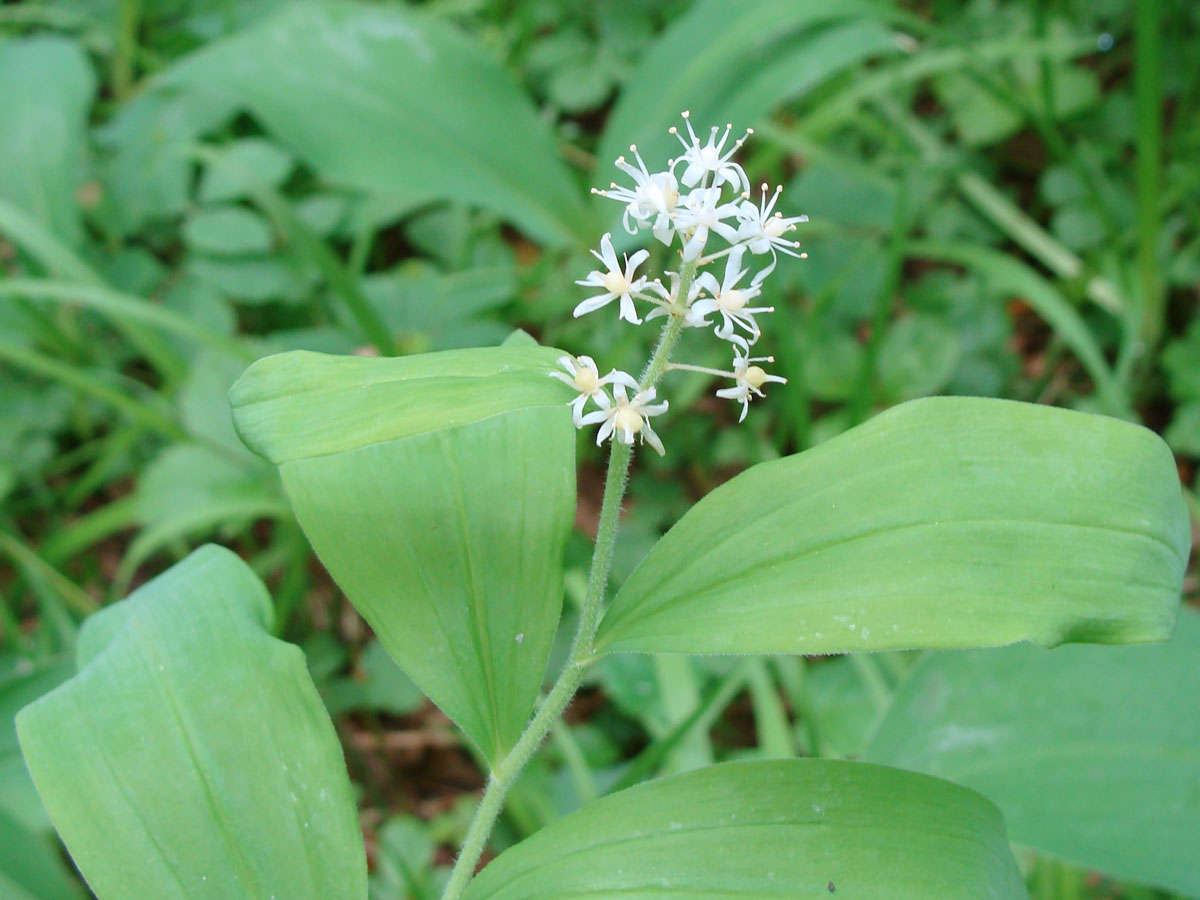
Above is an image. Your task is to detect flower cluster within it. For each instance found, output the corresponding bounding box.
[555,112,806,454]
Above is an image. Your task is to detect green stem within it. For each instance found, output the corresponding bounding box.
[439,261,696,900]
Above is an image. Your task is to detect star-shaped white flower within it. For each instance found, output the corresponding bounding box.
[549,355,638,426]
[673,187,742,262]
[736,183,808,283]
[669,111,751,192]
[715,354,787,423]
[574,232,651,324]
[595,145,680,246]
[580,383,669,455]
[691,246,774,350]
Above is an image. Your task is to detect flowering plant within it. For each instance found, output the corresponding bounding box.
[14,117,1189,900]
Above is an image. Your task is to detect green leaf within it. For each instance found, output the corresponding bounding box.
[599,1,897,184]
[230,346,570,462]
[15,546,366,900]
[1165,401,1200,456]
[121,444,286,592]
[908,240,1125,415]
[463,760,1029,900]
[99,89,237,233]
[1163,319,1200,403]
[186,256,298,304]
[323,641,425,718]
[362,264,516,350]
[198,138,295,204]
[231,347,576,763]
[0,36,95,247]
[158,2,590,246]
[183,206,274,256]
[596,397,1188,656]
[877,314,961,400]
[866,607,1200,897]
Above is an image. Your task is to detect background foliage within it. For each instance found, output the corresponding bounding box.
[0,0,1197,898]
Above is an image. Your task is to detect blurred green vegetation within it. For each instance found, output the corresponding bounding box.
[0,0,1196,898]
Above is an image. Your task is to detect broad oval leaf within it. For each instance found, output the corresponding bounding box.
[231,347,576,763]
[463,760,1029,900]
[149,2,591,246]
[866,606,1200,897]
[15,545,366,900]
[597,397,1189,655]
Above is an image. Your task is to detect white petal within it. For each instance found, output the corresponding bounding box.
[598,232,619,272]
[605,369,639,390]
[689,298,717,322]
[640,401,669,417]
[569,394,589,427]
[573,293,616,317]
[626,248,650,275]
[682,227,708,261]
[618,294,643,325]
[595,416,616,446]
[580,407,611,426]
[641,421,666,455]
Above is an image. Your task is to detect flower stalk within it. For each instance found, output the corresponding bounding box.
[440,113,804,900]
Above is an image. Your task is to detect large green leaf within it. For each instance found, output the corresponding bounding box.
[0,36,95,247]
[16,546,366,900]
[464,760,1029,900]
[149,2,590,246]
[597,397,1188,655]
[866,606,1200,897]
[231,347,576,763]
[598,1,898,177]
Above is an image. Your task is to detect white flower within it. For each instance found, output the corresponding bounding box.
[574,232,651,324]
[669,111,750,192]
[715,354,787,423]
[691,246,774,350]
[736,183,808,283]
[549,355,638,426]
[594,145,680,246]
[673,187,742,262]
[580,383,669,455]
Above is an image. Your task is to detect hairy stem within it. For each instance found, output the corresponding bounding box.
[439,259,697,900]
